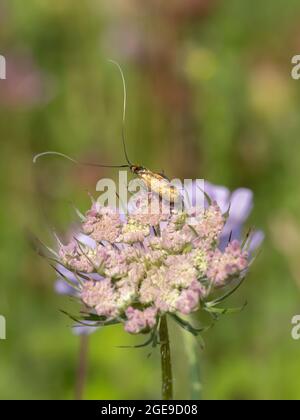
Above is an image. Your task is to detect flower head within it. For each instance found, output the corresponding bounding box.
[186,181,264,252]
[53,187,255,335]
[82,204,122,243]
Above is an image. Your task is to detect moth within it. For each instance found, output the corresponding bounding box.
[33,61,181,204]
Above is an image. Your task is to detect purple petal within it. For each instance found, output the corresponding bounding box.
[219,226,242,250]
[75,233,96,249]
[248,230,265,253]
[72,324,99,336]
[228,188,253,224]
[205,182,230,213]
[54,279,76,295]
[56,264,77,282]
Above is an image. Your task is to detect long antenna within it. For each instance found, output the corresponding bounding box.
[108,59,132,166]
[33,61,133,170]
[33,151,129,168]
[33,151,77,164]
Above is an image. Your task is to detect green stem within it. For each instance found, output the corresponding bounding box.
[159,315,173,400]
[183,329,202,400]
[75,334,89,400]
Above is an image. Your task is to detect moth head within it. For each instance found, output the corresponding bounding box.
[130,165,145,174]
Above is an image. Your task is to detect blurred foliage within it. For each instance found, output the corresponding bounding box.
[1,0,300,400]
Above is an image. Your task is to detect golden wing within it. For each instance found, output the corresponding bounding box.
[138,170,181,203]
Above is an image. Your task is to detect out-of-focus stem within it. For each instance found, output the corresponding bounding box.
[75,334,89,400]
[159,315,173,400]
[183,329,202,400]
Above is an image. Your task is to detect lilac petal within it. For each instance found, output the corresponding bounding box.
[222,218,243,238]
[72,324,99,336]
[54,279,76,295]
[228,188,253,224]
[75,233,96,249]
[56,264,77,282]
[205,182,230,213]
[86,273,104,281]
[219,226,242,251]
[248,230,265,253]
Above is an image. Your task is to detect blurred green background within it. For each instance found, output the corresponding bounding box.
[1,0,300,400]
